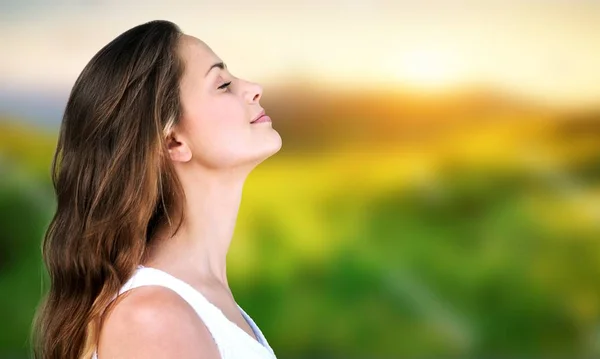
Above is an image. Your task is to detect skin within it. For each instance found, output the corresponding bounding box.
[97,34,282,358]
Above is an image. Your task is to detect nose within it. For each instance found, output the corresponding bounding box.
[245,81,263,104]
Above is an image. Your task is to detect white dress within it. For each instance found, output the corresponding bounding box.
[92,266,277,359]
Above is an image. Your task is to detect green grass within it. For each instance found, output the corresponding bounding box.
[1,118,600,358]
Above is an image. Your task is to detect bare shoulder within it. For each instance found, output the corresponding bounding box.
[97,286,220,359]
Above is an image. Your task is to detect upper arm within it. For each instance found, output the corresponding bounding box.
[97,286,220,359]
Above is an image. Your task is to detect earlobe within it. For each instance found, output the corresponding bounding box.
[166,134,192,163]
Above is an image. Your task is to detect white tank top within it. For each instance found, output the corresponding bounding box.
[92,266,277,359]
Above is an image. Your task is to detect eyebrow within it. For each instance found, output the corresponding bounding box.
[205,62,226,77]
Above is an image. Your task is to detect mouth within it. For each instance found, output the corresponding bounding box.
[250,110,271,124]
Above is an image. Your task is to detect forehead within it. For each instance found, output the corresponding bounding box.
[178,35,221,78]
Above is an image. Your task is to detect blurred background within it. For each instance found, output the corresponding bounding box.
[1,1,600,358]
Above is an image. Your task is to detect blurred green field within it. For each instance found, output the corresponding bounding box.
[1,108,600,358]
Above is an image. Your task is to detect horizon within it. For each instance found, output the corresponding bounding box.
[2,78,599,130]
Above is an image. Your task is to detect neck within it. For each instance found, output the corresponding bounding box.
[148,166,248,286]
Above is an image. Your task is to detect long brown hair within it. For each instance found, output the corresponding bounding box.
[32,20,186,359]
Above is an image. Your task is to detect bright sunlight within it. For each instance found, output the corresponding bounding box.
[388,48,467,91]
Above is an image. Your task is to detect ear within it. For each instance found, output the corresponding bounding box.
[166,131,192,163]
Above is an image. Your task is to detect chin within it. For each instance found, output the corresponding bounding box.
[261,138,283,160]
[249,134,282,166]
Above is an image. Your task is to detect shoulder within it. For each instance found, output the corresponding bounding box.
[97,286,220,359]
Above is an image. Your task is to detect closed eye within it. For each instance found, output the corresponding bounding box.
[218,81,232,90]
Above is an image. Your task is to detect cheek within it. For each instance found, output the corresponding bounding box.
[198,98,248,142]
[182,98,251,165]
[206,97,247,125]
[185,96,243,132]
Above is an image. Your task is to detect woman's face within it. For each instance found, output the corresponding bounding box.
[171,35,282,170]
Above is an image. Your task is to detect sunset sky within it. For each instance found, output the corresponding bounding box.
[1,0,600,108]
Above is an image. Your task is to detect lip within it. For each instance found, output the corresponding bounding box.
[251,115,271,124]
[250,110,270,124]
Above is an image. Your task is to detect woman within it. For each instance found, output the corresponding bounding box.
[33,20,282,359]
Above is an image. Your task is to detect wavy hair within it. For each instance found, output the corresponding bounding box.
[32,20,186,359]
